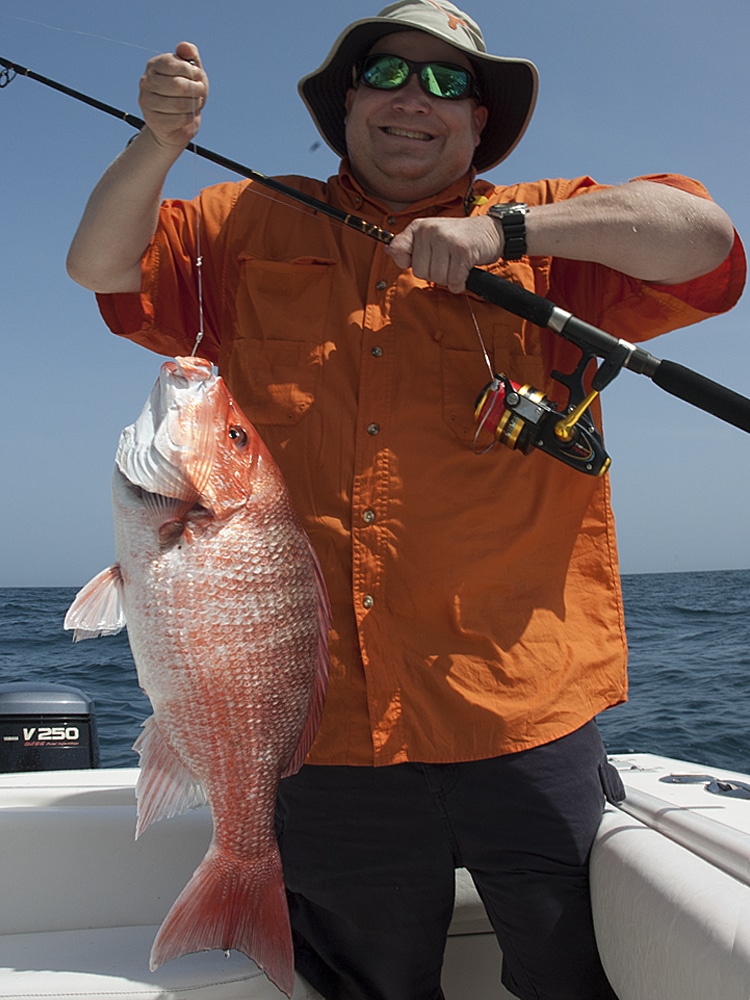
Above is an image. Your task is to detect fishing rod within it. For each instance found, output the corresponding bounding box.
[3,54,750,476]
[0,56,394,245]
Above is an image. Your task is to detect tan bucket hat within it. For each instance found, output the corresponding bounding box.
[298,0,539,173]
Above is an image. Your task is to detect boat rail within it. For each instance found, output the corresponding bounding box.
[617,786,750,887]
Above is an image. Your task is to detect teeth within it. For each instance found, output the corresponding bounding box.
[383,126,432,141]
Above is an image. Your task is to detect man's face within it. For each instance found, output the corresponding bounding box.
[344,31,488,210]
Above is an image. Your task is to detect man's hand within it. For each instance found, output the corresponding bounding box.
[387,216,502,293]
[139,41,208,149]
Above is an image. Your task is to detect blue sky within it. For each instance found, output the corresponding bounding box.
[1,0,748,586]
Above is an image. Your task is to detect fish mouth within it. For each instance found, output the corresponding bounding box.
[115,358,218,504]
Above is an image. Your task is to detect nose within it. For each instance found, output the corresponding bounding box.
[390,72,431,111]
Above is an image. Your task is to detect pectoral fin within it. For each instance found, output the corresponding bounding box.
[63,564,126,642]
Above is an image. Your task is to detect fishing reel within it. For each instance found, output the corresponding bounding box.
[474,348,613,477]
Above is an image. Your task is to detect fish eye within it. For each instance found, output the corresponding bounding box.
[228,425,248,448]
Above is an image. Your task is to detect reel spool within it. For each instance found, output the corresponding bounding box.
[474,373,611,477]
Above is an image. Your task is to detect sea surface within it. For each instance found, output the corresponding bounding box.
[1,570,749,772]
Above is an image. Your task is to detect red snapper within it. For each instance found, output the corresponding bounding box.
[64,356,330,997]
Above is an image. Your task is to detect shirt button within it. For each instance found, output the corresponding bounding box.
[371,346,383,358]
[375,280,387,291]
[363,509,376,524]
[367,423,380,436]
[387,216,397,227]
[363,595,375,610]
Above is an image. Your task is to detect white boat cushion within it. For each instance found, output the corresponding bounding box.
[0,878,493,1000]
[591,806,750,1000]
[451,868,494,935]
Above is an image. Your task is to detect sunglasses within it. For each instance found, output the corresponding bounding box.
[358,53,480,101]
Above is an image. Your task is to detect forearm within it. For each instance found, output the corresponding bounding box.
[67,128,182,293]
[388,179,735,293]
[524,180,735,284]
[68,42,206,294]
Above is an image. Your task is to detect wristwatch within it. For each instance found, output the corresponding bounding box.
[487,202,528,260]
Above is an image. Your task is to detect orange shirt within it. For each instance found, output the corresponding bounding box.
[98,163,745,766]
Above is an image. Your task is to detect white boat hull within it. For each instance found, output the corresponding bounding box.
[592,754,750,1000]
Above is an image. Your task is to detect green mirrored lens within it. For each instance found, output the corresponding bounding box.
[363,56,409,89]
[423,65,470,99]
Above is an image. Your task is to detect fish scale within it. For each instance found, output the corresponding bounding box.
[65,357,330,997]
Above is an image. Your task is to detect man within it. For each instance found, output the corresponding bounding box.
[68,3,744,998]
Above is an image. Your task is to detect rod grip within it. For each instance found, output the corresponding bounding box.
[652,360,750,433]
[465,267,555,328]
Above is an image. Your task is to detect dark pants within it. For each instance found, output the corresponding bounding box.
[276,721,623,1000]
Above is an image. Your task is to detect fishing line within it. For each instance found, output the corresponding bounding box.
[466,299,494,382]
[0,13,159,55]
[191,227,205,357]
[187,65,206,359]
[466,298,502,454]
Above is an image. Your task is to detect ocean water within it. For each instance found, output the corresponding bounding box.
[1,570,749,772]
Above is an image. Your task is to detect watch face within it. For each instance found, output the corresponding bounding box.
[489,203,527,219]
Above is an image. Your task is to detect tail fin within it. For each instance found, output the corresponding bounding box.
[150,842,295,998]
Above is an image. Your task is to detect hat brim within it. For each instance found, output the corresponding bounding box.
[298,18,538,173]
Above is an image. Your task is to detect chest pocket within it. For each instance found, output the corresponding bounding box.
[227,255,337,426]
[440,318,546,444]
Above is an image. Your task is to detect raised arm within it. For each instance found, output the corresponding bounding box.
[67,42,208,293]
[388,180,736,294]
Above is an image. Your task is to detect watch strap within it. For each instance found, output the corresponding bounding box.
[487,202,528,260]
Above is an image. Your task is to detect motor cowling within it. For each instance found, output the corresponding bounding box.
[0,682,99,771]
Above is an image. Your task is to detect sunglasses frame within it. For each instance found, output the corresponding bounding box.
[358,53,480,102]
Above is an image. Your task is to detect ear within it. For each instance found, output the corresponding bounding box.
[472,103,489,148]
[345,87,357,117]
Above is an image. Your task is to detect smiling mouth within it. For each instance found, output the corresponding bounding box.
[381,126,434,141]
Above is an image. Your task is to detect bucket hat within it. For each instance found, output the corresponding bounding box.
[298,0,539,173]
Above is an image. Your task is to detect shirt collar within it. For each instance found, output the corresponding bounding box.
[332,159,483,221]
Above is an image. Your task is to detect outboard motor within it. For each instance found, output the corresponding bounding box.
[0,682,99,771]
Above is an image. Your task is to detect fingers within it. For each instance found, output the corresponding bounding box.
[174,40,201,66]
[139,42,208,148]
[387,229,414,269]
[388,218,500,294]
[411,236,470,294]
